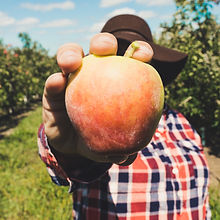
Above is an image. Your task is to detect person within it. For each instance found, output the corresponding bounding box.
[38,14,211,219]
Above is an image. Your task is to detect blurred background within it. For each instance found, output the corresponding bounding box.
[4,0,218,55]
[0,0,219,219]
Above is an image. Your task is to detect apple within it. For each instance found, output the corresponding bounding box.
[65,50,164,155]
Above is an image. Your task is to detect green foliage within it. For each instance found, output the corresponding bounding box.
[0,33,59,115]
[209,185,220,219]
[158,0,220,153]
[0,107,72,219]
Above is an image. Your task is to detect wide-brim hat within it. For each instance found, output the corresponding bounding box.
[101,14,188,85]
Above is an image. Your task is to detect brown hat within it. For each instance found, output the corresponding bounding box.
[101,14,188,85]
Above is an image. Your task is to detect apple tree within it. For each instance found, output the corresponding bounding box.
[0,33,59,115]
[157,0,219,153]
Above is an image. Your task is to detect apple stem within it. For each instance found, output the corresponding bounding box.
[124,41,140,58]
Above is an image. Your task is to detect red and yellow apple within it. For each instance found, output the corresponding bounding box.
[65,54,164,155]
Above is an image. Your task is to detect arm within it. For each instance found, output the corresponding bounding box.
[39,33,153,183]
[38,124,112,184]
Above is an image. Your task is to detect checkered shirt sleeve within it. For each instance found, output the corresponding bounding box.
[38,109,211,219]
[38,124,112,187]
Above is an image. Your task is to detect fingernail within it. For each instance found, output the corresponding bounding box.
[59,50,76,63]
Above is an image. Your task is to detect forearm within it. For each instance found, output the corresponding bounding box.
[38,124,112,184]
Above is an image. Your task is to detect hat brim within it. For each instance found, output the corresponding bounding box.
[112,31,188,85]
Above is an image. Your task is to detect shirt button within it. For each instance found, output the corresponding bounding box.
[177,191,182,198]
[157,127,164,132]
[172,168,179,175]
[155,132,160,137]
[164,148,170,154]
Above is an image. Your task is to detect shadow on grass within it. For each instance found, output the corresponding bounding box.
[0,152,9,161]
[0,101,41,140]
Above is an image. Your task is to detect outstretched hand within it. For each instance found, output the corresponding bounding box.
[42,32,153,164]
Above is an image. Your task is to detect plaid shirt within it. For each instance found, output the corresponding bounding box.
[38,107,211,220]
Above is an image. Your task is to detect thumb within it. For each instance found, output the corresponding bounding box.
[57,43,84,75]
[44,72,67,98]
[43,72,67,111]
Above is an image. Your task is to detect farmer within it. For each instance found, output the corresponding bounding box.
[38,14,210,219]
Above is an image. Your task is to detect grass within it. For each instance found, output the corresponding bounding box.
[0,106,219,219]
[209,185,220,220]
[0,106,72,220]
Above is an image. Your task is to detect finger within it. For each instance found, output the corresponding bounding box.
[44,72,67,98]
[43,72,67,112]
[43,73,68,136]
[117,153,138,166]
[108,155,129,164]
[42,73,66,135]
[125,41,154,63]
[57,43,84,75]
[42,72,76,153]
[89,33,118,56]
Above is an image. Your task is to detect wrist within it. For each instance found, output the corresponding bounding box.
[43,127,112,182]
[44,123,79,156]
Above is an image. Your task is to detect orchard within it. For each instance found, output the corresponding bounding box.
[158,0,219,153]
[0,33,59,116]
[0,0,219,154]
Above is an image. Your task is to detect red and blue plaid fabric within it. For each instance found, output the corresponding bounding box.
[38,108,211,219]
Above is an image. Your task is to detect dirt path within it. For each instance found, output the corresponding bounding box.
[0,103,39,139]
[204,147,220,188]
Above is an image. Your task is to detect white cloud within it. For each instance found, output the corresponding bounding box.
[0,11,75,31]
[59,28,88,34]
[90,22,106,32]
[14,17,39,32]
[153,27,164,39]
[160,14,172,20]
[0,11,15,26]
[100,0,132,8]
[40,19,76,28]
[16,17,39,26]
[136,0,173,6]
[0,12,39,29]
[21,1,75,12]
[107,7,136,17]
[37,30,47,35]
[137,10,157,19]
[90,8,156,34]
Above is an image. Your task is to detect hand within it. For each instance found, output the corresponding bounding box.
[42,33,153,164]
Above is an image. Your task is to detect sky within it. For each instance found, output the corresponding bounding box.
[0,0,219,55]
